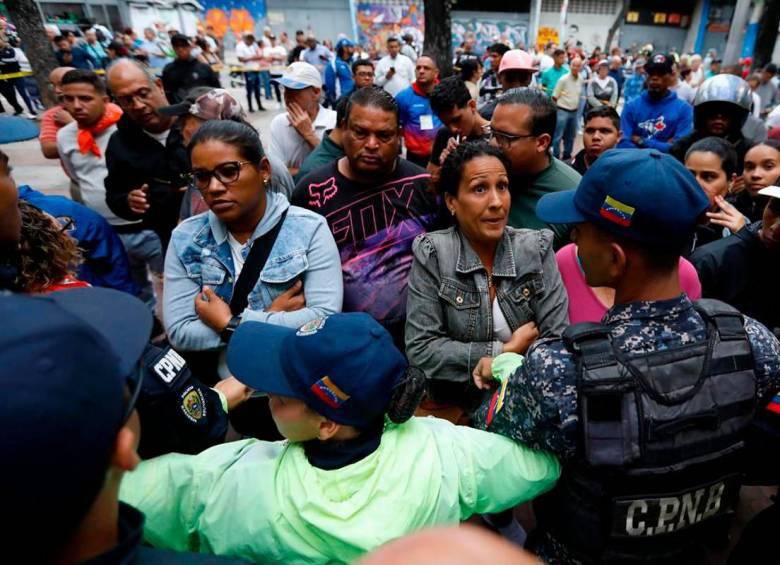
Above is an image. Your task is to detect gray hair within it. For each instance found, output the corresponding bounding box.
[106,58,156,89]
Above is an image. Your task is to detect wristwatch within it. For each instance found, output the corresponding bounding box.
[220,315,241,343]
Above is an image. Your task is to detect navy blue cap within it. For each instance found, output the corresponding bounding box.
[227,313,407,428]
[0,289,151,530]
[536,148,708,247]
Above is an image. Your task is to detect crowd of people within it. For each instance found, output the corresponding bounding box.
[2,18,780,565]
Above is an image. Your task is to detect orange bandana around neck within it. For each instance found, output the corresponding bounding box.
[77,105,123,157]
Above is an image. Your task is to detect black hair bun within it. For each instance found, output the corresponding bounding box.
[387,366,426,424]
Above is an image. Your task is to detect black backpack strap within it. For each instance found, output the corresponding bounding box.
[693,298,747,341]
[229,209,288,315]
[563,322,617,371]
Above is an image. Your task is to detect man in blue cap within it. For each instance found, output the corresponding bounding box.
[324,38,356,106]
[0,288,238,563]
[471,148,780,563]
[120,312,561,562]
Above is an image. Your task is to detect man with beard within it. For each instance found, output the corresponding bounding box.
[618,54,692,152]
[292,87,439,345]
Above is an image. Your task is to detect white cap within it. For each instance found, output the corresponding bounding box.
[273,62,322,90]
[758,185,780,199]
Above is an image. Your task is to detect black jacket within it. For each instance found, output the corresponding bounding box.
[162,58,221,104]
[670,130,750,173]
[136,344,229,459]
[691,222,780,335]
[104,114,189,248]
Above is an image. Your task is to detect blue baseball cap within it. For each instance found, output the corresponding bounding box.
[227,313,407,428]
[0,288,151,533]
[536,148,709,247]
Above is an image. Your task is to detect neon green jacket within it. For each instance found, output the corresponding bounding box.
[120,416,560,563]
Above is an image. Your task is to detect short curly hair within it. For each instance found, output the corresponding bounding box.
[430,76,472,116]
[439,140,510,197]
[17,201,82,292]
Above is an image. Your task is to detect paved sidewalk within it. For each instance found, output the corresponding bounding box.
[2,83,283,197]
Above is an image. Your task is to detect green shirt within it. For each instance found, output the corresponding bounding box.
[120,416,560,563]
[294,131,345,183]
[508,157,581,248]
[540,65,569,97]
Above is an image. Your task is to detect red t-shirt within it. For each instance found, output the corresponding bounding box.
[556,243,702,324]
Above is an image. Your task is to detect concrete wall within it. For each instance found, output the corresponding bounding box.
[539,8,622,52]
[265,0,352,42]
[620,25,690,53]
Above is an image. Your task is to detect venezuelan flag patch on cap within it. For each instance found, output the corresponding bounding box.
[600,195,636,227]
[766,392,780,415]
[311,376,351,409]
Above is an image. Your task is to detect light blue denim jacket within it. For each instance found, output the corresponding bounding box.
[164,192,343,351]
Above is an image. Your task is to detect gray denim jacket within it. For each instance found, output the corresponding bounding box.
[405,226,569,404]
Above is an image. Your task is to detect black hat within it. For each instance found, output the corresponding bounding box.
[170,33,191,47]
[645,53,674,75]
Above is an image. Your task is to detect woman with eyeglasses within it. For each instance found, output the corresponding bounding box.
[163,120,343,369]
[405,141,569,420]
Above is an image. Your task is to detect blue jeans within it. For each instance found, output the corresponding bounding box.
[244,71,262,109]
[118,230,164,311]
[553,107,578,160]
[259,70,272,99]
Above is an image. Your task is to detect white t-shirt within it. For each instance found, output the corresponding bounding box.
[227,232,246,279]
[143,128,171,146]
[268,105,337,170]
[236,42,262,71]
[492,297,512,343]
[56,122,139,227]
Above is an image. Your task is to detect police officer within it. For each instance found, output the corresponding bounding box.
[0,288,241,563]
[472,148,780,563]
[137,341,251,458]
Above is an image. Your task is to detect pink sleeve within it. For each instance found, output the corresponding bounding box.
[678,257,702,300]
[39,109,60,144]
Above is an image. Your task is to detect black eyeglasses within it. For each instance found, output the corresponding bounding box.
[188,161,253,192]
[489,129,536,148]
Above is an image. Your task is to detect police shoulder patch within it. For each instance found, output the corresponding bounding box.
[180,385,207,423]
[297,317,327,336]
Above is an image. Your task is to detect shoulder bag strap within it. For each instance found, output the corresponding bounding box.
[229,209,288,315]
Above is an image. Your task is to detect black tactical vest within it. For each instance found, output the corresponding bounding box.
[534,299,757,564]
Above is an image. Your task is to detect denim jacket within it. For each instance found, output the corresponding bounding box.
[405,226,569,406]
[164,192,343,351]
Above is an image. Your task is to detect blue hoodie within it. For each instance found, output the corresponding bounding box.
[17,185,137,295]
[618,90,693,153]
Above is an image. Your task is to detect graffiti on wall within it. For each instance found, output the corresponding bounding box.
[202,0,266,39]
[355,2,423,52]
[451,17,528,53]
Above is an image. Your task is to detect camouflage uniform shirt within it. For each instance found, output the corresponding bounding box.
[473,293,780,461]
[473,293,780,563]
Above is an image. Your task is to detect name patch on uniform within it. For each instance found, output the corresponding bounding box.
[611,477,736,538]
[600,195,636,227]
[153,348,187,385]
[180,385,207,423]
[310,376,350,408]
